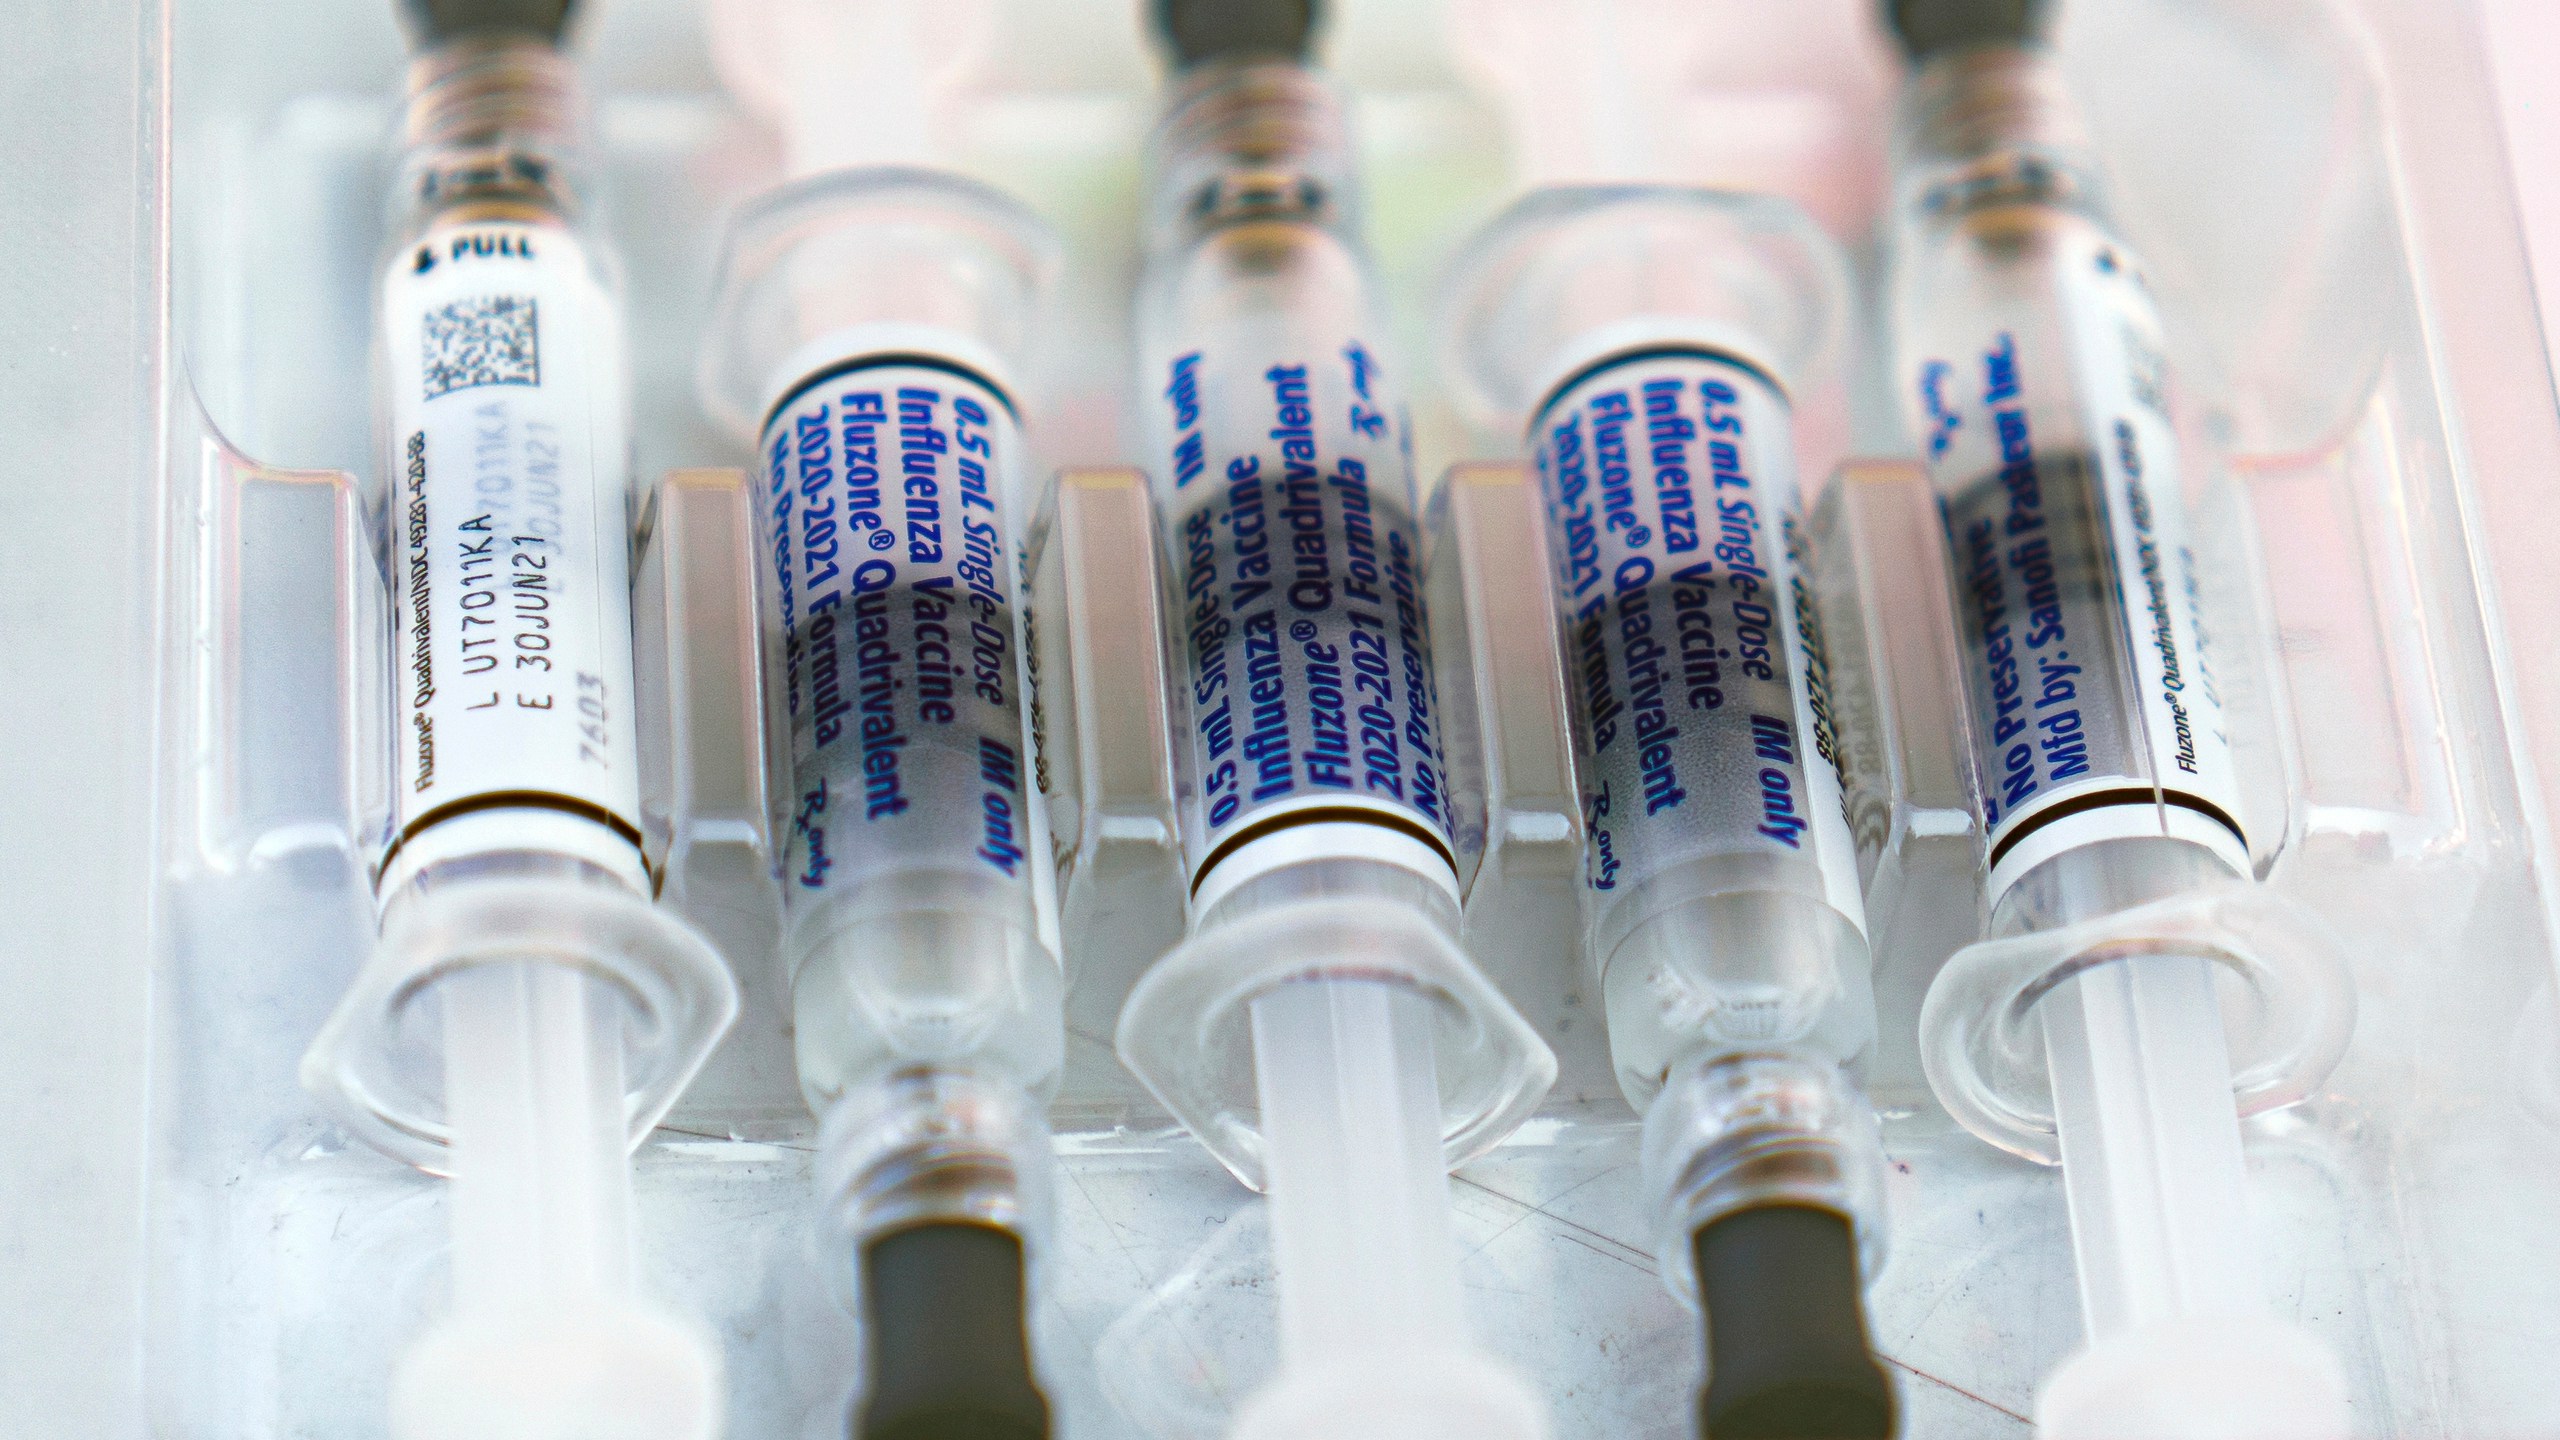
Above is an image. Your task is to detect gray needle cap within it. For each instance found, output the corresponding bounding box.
[1883,0,2050,59]
[403,0,578,45]
[855,1223,1052,1440]
[1154,0,1321,68]
[1693,1205,1895,1440]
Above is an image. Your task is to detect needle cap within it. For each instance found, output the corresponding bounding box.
[1693,1205,1895,1440]
[1883,0,2049,59]
[855,1224,1052,1440]
[403,0,577,45]
[1153,0,1321,68]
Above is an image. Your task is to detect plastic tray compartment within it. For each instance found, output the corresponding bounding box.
[134,1,2560,1437]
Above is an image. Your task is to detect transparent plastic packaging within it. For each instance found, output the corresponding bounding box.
[1112,56,1553,1440]
[1025,468,1188,1053]
[100,2,2560,1437]
[297,30,739,1440]
[1886,38,2353,1437]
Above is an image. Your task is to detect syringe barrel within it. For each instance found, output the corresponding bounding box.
[1536,351,1872,1101]
[1888,44,2249,915]
[1138,61,1464,924]
[757,359,1057,1103]
[1438,186,1873,1106]
[374,35,649,906]
[1438,186,1895,1433]
[702,166,1066,1439]
[705,171,1065,1110]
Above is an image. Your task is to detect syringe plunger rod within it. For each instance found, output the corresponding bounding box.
[2044,953,2259,1337]
[1251,981,1463,1364]
[388,960,722,1440]
[2026,944,2352,1440]
[1221,976,1547,1440]
[443,962,632,1317]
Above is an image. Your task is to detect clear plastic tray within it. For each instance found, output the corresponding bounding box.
[6,0,2559,1436]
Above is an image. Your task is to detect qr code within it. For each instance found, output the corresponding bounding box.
[422,294,540,400]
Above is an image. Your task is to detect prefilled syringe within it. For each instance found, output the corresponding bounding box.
[1441,186,1895,1439]
[1884,1,2352,1434]
[302,3,739,1437]
[1114,4,1554,1438]
[698,16,1065,1432]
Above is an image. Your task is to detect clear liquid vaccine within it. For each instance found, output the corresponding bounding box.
[1149,314,1458,916]
[1533,349,1863,993]
[1901,178,2248,907]
[760,360,1042,976]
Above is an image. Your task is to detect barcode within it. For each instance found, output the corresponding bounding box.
[422,294,540,400]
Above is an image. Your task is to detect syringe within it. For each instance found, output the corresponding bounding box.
[698,7,1066,1434]
[300,3,740,1437]
[1112,4,1555,1438]
[1883,2,2354,1434]
[1441,186,1896,1438]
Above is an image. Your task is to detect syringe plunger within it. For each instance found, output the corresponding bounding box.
[1253,982,1462,1362]
[1224,978,1545,1440]
[390,963,720,1440]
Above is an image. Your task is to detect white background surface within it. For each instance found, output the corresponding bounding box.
[0,6,160,1439]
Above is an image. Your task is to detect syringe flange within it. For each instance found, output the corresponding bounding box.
[302,872,739,1172]
[1917,878,2355,1164]
[1114,894,1555,1191]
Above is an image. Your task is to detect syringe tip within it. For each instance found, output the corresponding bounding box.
[1153,0,1320,69]
[1694,1206,1894,1440]
[856,1223,1051,1440]
[1881,0,2049,60]
[401,0,578,46]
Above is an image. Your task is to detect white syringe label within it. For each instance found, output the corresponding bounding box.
[378,219,645,890]
[1532,351,1862,932]
[1156,341,1457,897]
[1912,239,2248,903]
[761,359,1040,923]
